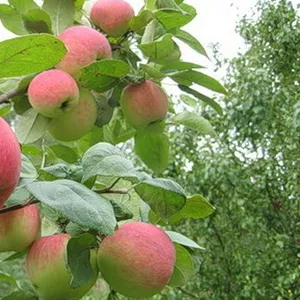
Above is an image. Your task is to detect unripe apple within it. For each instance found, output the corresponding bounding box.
[0,117,21,208]
[28,69,80,118]
[26,234,98,300]
[90,0,135,37]
[48,89,97,141]
[0,204,40,252]
[120,80,169,128]
[56,25,112,75]
[97,222,176,298]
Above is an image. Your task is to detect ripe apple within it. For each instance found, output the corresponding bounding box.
[26,234,98,300]
[56,25,112,75]
[0,204,40,252]
[0,117,21,208]
[28,69,80,118]
[90,0,135,37]
[97,222,176,298]
[120,80,169,128]
[48,89,97,141]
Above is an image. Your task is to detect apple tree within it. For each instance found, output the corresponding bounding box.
[0,0,226,299]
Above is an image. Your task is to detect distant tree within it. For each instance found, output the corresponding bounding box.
[166,0,300,298]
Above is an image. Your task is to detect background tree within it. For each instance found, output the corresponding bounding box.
[165,0,300,298]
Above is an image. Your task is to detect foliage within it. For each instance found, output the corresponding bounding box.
[0,0,220,299]
[165,0,300,298]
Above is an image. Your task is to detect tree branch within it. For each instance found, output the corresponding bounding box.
[0,198,39,215]
[96,178,121,194]
[0,87,23,104]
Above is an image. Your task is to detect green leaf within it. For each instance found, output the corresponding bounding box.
[23,8,52,34]
[178,85,223,115]
[160,61,203,73]
[172,70,227,95]
[139,33,174,61]
[8,0,38,13]
[130,10,153,31]
[0,103,11,116]
[79,72,119,93]
[27,180,117,236]
[140,63,165,79]
[156,0,182,10]
[15,109,50,144]
[170,111,217,137]
[49,145,79,163]
[166,231,205,249]
[94,93,114,127]
[109,198,134,221]
[21,154,37,179]
[0,4,28,35]
[0,272,19,288]
[170,194,216,223]
[168,244,196,287]
[141,19,156,44]
[81,142,137,182]
[66,234,98,288]
[2,291,37,300]
[81,59,130,78]
[134,131,169,173]
[43,0,75,35]
[180,94,197,107]
[173,29,208,57]
[12,95,32,115]
[102,108,136,145]
[145,0,157,11]
[134,178,186,220]
[155,6,196,30]
[0,34,67,78]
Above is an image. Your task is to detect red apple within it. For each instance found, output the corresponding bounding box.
[97,222,176,298]
[0,117,21,208]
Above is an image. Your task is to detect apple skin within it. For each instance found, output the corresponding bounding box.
[56,25,112,75]
[97,222,176,298]
[0,117,21,208]
[48,89,97,141]
[90,0,135,37]
[28,69,80,118]
[120,80,169,128]
[0,204,40,252]
[26,234,98,300]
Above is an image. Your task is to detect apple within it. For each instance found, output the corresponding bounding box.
[120,80,169,128]
[90,0,135,37]
[0,117,21,208]
[56,25,112,75]
[26,234,98,300]
[48,89,98,141]
[97,222,176,298]
[0,204,40,252]
[28,69,80,118]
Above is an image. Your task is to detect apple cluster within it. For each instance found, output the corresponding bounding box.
[0,117,176,298]
[1,1,175,298]
[26,0,168,142]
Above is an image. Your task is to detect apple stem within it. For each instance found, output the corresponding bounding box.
[0,197,39,215]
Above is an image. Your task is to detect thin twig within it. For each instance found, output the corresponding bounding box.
[0,88,21,104]
[96,189,129,195]
[0,198,39,215]
[95,178,121,194]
